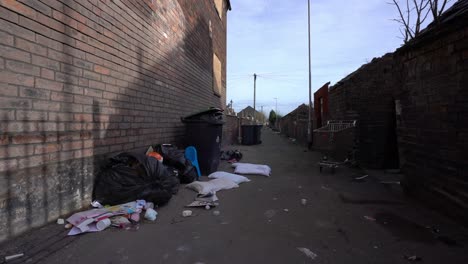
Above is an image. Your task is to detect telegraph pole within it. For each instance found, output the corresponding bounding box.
[261,105,264,123]
[307,0,313,149]
[253,73,257,113]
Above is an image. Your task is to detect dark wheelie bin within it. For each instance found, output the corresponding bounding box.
[241,125,263,145]
[182,108,224,175]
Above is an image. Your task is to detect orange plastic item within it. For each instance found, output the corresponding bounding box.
[147,152,163,161]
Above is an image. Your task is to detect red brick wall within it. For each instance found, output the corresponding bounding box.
[313,82,330,129]
[0,0,229,242]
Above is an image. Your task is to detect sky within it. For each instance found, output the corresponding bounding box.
[226,0,453,116]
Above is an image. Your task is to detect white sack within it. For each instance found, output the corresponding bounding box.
[232,163,271,177]
[186,178,239,194]
[208,171,251,184]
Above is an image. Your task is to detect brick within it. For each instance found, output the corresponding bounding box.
[0,96,30,109]
[0,17,35,42]
[63,85,83,95]
[35,35,63,51]
[6,60,40,76]
[33,100,60,111]
[55,72,79,85]
[73,58,93,70]
[18,0,51,15]
[60,63,82,76]
[52,10,77,28]
[32,55,60,70]
[94,65,110,75]
[0,70,34,87]
[16,110,47,121]
[0,83,18,96]
[15,37,47,56]
[48,49,72,64]
[1,121,38,132]
[74,113,92,122]
[0,5,18,23]
[0,0,37,18]
[41,68,54,80]
[84,88,103,97]
[36,78,63,91]
[11,134,45,144]
[17,154,49,169]
[74,95,93,104]
[83,70,101,81]
[19,16,53,37]
[0,158,17,172]
[61,140,87,151]
[0,133,9,145]
[0,31,14,45]
[0,44,31,63]
[20,87,50,100]
[50,91,73,103]
[48,111,73,122]
[36,13,64,33]
[0,145,34,158]
[0,109,14,120]
[34,143,59,154]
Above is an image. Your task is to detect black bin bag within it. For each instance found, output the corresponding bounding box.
[92,152,179,206]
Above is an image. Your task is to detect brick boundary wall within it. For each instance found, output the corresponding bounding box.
[0,0,229,242]
[328,8,468,223]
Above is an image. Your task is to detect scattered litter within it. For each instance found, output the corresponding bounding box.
[298,186,302,189]
[213,210,220,216]
[273,197,278,201]
[283,209,289,212]
[205,205,211,210]
[96,218,111,231]
[182,210,193,217]
[301,199,307,205]
[297,247,317,260]
[404,255,422,261]
[232,163,271,177]
[64,223,73,229]
[264,210,276,219]
[111,216,131,228]
[220,150,243,162]
[186,178,239,195]
[364,216,376,221]
[186,200,218,208]
[208,171,250,184]
[5,253,24,262]
[56,218,65,225]
[144,208,158,221]
[321,186,332,191]
[195,192,218,202]
[373,245,379,249]
[354,175,369,181]
[91,200,103,208]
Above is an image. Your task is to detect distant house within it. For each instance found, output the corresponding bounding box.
[237,106,264,121]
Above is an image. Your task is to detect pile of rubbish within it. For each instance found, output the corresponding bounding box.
[62,146,272,236]
[65,200,156,235]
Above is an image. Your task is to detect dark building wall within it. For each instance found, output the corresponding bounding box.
[328,54,398,169]
[279,104,309,144]
[328,3,468,222]
[0,0,229,242]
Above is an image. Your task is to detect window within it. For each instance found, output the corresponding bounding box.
[213,53,222,96]
[214,0,223,19]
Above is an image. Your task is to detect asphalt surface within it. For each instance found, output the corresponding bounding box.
[1,128,468,264]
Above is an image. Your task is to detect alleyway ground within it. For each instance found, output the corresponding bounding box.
[1,129,468,264]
